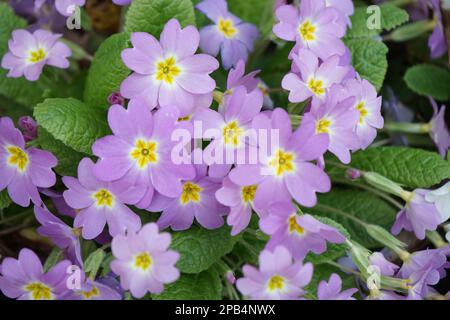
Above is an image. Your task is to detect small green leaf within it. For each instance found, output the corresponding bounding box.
[152,269,222,300]
[404,64,450,101]
[304,216,350,265]
[84,248,105,280]
[171,225,239,274]
[228,0,275,37]
[84,33,131,109]
[0,190,11,210]
[43,248,64,273]
[380,4,409,31]
[345,38,388,91]
[34,98,110,155]
[350,147,450,188]
[124,0,196,36]
[36,128,87,177]
[309,190,397,248]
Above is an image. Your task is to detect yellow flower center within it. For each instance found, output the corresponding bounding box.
[82,286,100,299]
[93,189,114,207]
[308,78,325,96]
[315,118,331,134]
[267,275,285,291]
[7,146,29,172]
[268,149,295,176]
[178,115,191,122]
[298,20,316,41]
[223,121,244,147]
[134,252,152,271]
[355,101,368,124]
[24,282,53,300]
[156,57,181,84]
[180,182,202,205]
[130,139,158,169]
[242,185,257,203]
[288,214,305,235]
[29,48,46,63]
[218,18,238,38]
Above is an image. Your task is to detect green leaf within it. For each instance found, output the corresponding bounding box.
[350,147,450,188]
[43,248,64,273]
[404,64,450,101]
[304,216,350,265]
[36,128,87,177]
[84,248,106,280]
[124,0,196,36]
[228,0,275,37]
[380,4,409,31]
[0,3,45,107]
[309,189,396,248]
[84,33,131,109]
[152,269,222,300]
[346,7,380,39]
[34,98,110,155]
[345,38,388,91]
[171,225,239,274]
[0,190,11,210]
[387,20,433,42]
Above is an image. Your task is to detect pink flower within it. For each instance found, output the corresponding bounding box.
[1,29,71,81]
[110,223,180,298]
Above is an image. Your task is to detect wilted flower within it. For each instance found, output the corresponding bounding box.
[0,248,71,300]
[273,0,346,60]
[317,273,357,300]
[92,103,195,208]
[1,29,71,81]
[229,108,330,209]
[63,158,143,239]
[391,189,442,240]
[282,49,349,103]
[110,223,180,298]
[425,181,450,223]
[428,98,450,158]
[259,202,345,260]
[0,117,57,207]
[196,0,259,70]
[236,246,313,300]
[147,164,227,231]
[120,19,219,116]
[34,205,82,266]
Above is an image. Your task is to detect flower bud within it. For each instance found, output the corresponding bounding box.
[108,92,125,106]
[346,168,361,180]
[366,224,406,252]
[18,116,38,142]
[225,271,236,285]
[362,172,404,197]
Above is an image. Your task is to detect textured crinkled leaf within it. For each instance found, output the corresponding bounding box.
[351,147,450,188]
[171,225,239,274]
[346,5,409,39]
[84,33,131,109]
[304,216,350,265]
[124,0,196,36]
[228,0,275,37]
[0,4,45,107]
[309,190,396,248]
[345,38,388,91]
[346,7,380,39]
[404,64,450,101]
[380,4,409,31]
[34,98,110,155]
[0,190,11,210]
[36,128,87,177]
[152,268,221,300]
